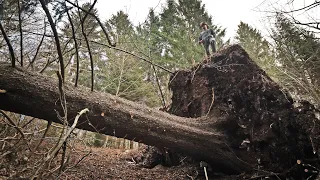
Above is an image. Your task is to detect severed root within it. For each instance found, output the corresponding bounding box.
[200,161,209,180]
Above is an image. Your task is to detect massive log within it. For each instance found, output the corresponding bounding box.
[0,63,249,173]
[1,45,319,177]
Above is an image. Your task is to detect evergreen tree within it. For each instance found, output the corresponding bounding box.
[177,0,211,33]
[271,15,320,104]
[177,0,229,52]
[101,11,160,107]
[155,0,229,69]
[130,0,231,106]
[235,21,273,72]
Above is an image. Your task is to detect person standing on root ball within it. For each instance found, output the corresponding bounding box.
[198,22,216,59]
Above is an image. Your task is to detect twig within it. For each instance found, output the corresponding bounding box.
[39,0,65,82]
[27,19,46,70]
[65,3,80,87]
[206,88,215,116]
[146,26,166,108]
[31,108,89,179]
[309,136,316,154]
[55,149,91,179]
[59,141,68,174]
[39,47,75,74]
[152,61,166,107]
[33,120,52,152]
[76,0,97,91]
[281,2,320,13]
[0,110,25,139]
[191,64,201,82]
[65,0,116,47]
[186,174,194,180]
[23,30,173,74]
[168,71,179,87]
[17,0,23,67]
[0,21,15,67]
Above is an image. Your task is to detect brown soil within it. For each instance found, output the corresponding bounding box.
[57,147,199,180]
[55,145,257,180]
[167,44,320,179]
[0,141,245,180]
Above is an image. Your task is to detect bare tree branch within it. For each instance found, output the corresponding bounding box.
[22,30,174,74]
[39,47,75,74]
[17,0,23,67]
[76,0,97,91]
[39,0,65,82]
[0,110,25,139]
[280,2,320,14]
[65,4,80,87]
[65,0,116,47]
[0,21,15,67]
[27,19,46,70]
[293,20,320,31]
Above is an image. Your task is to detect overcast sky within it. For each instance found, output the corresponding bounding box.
[93,0,317,40]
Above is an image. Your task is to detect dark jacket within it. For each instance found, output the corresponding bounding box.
[199,29,215,43]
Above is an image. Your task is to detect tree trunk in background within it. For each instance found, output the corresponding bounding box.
[0,45,319,176]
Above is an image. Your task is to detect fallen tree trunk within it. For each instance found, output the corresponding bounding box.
[0,63,250,173]
[1,45,319,177]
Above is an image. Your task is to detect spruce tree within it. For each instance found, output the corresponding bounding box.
[235,21,272,71]
[272,15,320,104]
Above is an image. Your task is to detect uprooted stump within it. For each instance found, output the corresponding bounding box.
[166,45,320,178]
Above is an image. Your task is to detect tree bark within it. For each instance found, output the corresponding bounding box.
[0,62,251,173]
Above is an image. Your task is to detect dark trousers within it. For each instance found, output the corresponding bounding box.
[204,38,216,56]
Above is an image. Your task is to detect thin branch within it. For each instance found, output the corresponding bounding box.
[116,56,126,96]
[0,21,15,67]
[65,0,116,47]
[55,149,92,179]
[39,47,75,74]
[146,26,166,107]
[57,71,67,118]
[54,108,89,158]
[59,141,68,174]
[27,19,46,70]
[111,46,174,74]
[21,117,36,128]
[152,65,166,107]
[23,30,174,74]
[39,0,65,82]
[17,0,23,67]
[294,20,320,31]
[33,120,52,152]
[31,108,88,180]
[76,0,97,91]
[282,2,320,13]
[65,4,80,87]
[64,52,76,68]
[0,110,25,139]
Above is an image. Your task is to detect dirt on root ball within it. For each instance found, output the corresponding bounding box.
[168,44,320,178]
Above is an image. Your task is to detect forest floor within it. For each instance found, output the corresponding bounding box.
[0,140,242,180]
[56,146,205,180]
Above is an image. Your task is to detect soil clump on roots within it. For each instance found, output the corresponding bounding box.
[164,44,320,179]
